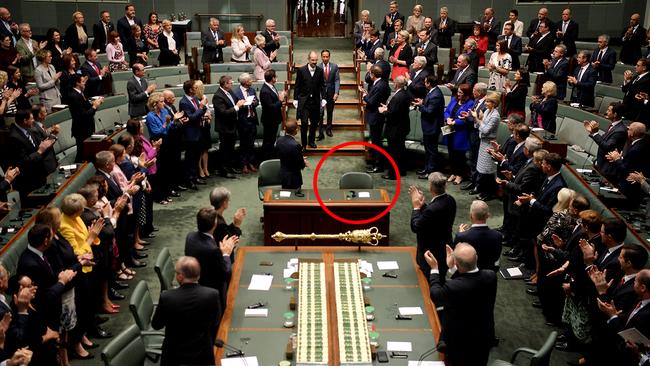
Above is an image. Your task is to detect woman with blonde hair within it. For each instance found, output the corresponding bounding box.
[157,19,180,66]
[530,81,559,133]
[231,25,252,62]
[388,30,412,80]
[406,5,425,43]
[194,80,213,179]
[65,11,89,54]
[34,49,62,112]
[253,34,273,80]
[471,92,501,199]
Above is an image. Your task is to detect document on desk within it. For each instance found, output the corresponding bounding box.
[377,261,399,270]
[359,260,373,277]
[398,307,423,316]
[244,308,268,318]
[283,268,296,278]
[248,274,273,291]
[221,357,259,366]
[279,191,292,198]
[387,341,412,352]
[357,191,370,198]
[408,361,444,366]
[244,95,255,106]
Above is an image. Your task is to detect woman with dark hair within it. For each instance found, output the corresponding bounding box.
[504,68,530,117]
[469,24,488,66]
[444,83,475,185]
[143,12,161,50]
[58,54,81,104]
[487,39,512,91]
[64,11,89,54]
[6,66,36,111]
[126,24,149,67]
[106,31,128,72]
[45,28,72,72]
[0,34,19,72]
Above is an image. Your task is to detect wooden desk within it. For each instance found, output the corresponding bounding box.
[25,164,82,208]
[531,130,568,158]
[215,246,442,366]
[82,128,123,162]
[263,189,391,246]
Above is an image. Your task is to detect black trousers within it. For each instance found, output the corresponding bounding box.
[237,122,257,166]
[422,132,440,173]
[386,135,405,177]
[369,121,385,169]
[468,129,480,183]
[184,140,201,183]
[299,102,320,145]
[476,172,497,196]
[449,149,468,178]
[319,91,335,130]
[262,122,280,160]
[219,132,237,169]
[74,136,87,163]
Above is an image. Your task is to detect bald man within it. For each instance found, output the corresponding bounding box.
[620,13,647,65]
[453,200,502,272]
[294,51,325,149]
[526,7,556,38]
[425,243,497,366]
[606,122,648,207]
[0,7,19,46]
[152,256,222,366]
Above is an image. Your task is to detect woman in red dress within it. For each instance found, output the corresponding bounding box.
[389,30,413,80]
[469,24,489,66]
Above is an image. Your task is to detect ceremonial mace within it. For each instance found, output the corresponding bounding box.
[272,227,386,250]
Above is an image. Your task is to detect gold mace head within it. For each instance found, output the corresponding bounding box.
[272,227,385,245]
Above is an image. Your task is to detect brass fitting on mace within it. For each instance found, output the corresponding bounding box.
[272,227,385,246]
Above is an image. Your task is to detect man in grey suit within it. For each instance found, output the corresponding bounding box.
[318,49,340,140]
[201,17,225,65]
[445,54,477,91]
[126,63,156,118]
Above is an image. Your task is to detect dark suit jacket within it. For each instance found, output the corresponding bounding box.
[365,39,383,63]
[184,232,231,307]
[571,64,598,107]
[381,11,405,45]
[415,41,438,73]
[92,21,115,53]
[504,159,545,214]
[622,73,650,121]
[498,34,522,70]
[320,62,340,97]
[201,28,225,64]
[449,66,477,87]
[64,23,88,54]
[384,89,411,139]
[30,123,57,175]
[434,17,457,48]
[363,79,390,127]
[531,174,568,222]
[601,278,637,313]
[411,194,457,275]
[406,69,428,99]
[527,33,555,72]
[590,47,617,83]
[260,83,282,127]
[116,16,143,48]
[294,64,325,117]
[428,270,497,355]
[545,57,569,100]
[466,49,479,74]
[591,122,628,178]
[7,124,48,196]
[526,18,556,38]
[80,61,104,98]
[262,29,280,58]
[126,75,149,117]
[179,95,207,142]
[420,86,445,135]
[530,97,558,133]
[620,25,647,65]
[500,143,527,175]
[276,135,304,189]
[232,86,259,126]
[376,59,392,81]
[555,20,579,56]
[596,246,624,285]
[454,226,502,271]
[157,32,180,66]
[151,283,222,366]
[68,89,96,139]
[96,170,123,205]
[504,83,527,115]
[213,88,239,135]
[613,140,648,202]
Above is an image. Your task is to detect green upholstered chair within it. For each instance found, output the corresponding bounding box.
[257,159,282,200]
[489,331,557,366]
[128,280,164,357]
[100,325,147,366]
[154,248,176,292]
[339,172,373,189]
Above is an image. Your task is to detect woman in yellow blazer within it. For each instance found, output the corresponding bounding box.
[59,193,104,359]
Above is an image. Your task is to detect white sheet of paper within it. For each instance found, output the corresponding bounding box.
[358,191,371,198]
[576,169,593,174]
[600,187,619,193]
[289,258,299,265]
[408,362,444,366]
[399,307,423,316]
[60,164,77,170]
[531,127,545,132]
[52,104,68,109]
[244,308,268,318]
[279,191,291,197]
[507,267,523,276]
[244,95,255,106]
[618,328,650,345]
[359,260,374,276]
[283,268,296,278]
[221,357,259,366]
[248,274,273,291]
[377,261,399,270]
[387,341,413,352]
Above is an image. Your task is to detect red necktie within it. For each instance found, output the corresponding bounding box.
[191,97,198,110]
[325,64,329,80]
[92,63,100,75]
[627,302,643,325]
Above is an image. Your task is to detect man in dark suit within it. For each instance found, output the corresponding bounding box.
[434,7,457,48]
[185,208,236,310]
[445,54,477,90]
[526,7,556,39]
[318,49,340,140]
[591,35,618,83]
[126,63,156,118]
[80,49,109,98]
[380,76,411,180]
[262,19,281,62]
[414,75,444,178]
[620,13,646,65]
[543,45,569,100]
[569,51,598,107]
[462,83,488,193]
[201,17,225,65]
[405,56,429,99]
[362,30,382,63]
[364,48,391,84]
[0,7,19,47]
[493,121,530,176]
[116,3,143,51]
[6,110,54,201]
[585,102,628,181]
[381,1,404,46]
[294,51,325,149]
[360,65,390,174]
[498,23,522,70]
[152,256,222,366]
[415,29,437,74]
[605,122,648,205]
[454,200,502,272]
[162,90,190,192]
[276,120,306,191]
[480,7,501,51]
[92,10,114,53]
[213,75,245,179]
[555,9,579,57]
[260,69,285,160]
[525,21,555,73]
[409,172,457,278]
[622,58,650,122]
[232,73,259,173]
[426,243,497,366]
[68,74,103,163]
[179,79,209,189]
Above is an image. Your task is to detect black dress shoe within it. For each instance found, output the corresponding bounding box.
[134,252,148,259]
[366,167,382,174]
[416,169,427,175]
[127,259,147,268]
[176,185,188,191]
[142,232,156,239]
[169,191,181,197]
[308,143,317,149]
[477,194,495,201]
[381,174,396,180]
[468,188,480,195]
[229,167,243,174]
[108,288,125,301]
[90,326,113,339]
[187,183,199,191]
[460,182,475,191]
[218,170,237,179]
[525,280,537,286]
[418,174,430,179]
[316,133,325,141]
[95,315,109,325]
[326,128,333,137]
[151,227,159,232]
[526,288,538,296]
[112,281,129,290]
[194,178,207,185]
[531,301,543,309]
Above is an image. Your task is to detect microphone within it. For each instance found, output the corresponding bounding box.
[416,340,444,366]
[214,339,245,358]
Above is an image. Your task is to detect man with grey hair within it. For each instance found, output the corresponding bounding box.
[590,34,617,83]
[233,73,259,173]
[354,10,375,47]
[0,7,19,46]
[568,50,598,107]
[262,19,280,61]
[209,186,245,242]
[409,172,457,277]
[381,1,404,46]
[152,255,222,366]
[15,23,46,81]
[425,242,497,366]
[434,7,457,48]
[379,75,411,180]
[201,17,225,64]
[454,200,502,272]
[405,55,429,99]
[446,54,477,90]
[543,45,569,100]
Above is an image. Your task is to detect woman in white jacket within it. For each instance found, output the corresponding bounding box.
[253,35,275,80]
[230,25,252,62]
